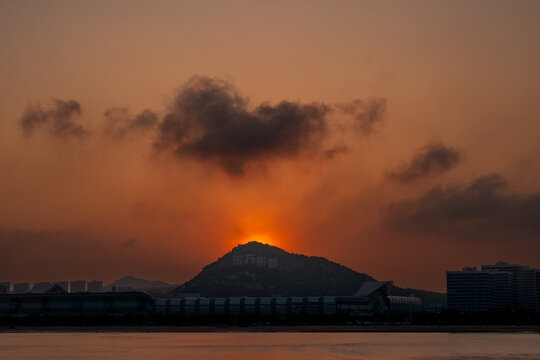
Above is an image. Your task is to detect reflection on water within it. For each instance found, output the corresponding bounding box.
[0,332,539,360]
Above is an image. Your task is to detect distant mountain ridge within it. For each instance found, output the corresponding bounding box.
[105,276,175,290]
[174,241,446,305]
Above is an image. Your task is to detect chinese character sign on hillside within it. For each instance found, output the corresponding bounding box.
[233,256,243,266]
[232,254,278,269]
[267,257,278,269]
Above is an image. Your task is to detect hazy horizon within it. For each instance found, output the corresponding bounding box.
[1,0,540,292]
[1,240,535,295]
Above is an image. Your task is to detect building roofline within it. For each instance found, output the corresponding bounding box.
[0,291,154,299]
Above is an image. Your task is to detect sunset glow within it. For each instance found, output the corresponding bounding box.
[241,234,275,246]
[0,0,539,293]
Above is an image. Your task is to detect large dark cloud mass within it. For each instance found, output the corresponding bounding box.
[20,99,87,138]
[154,76,333,175]
[103,107,158,138]
[384,174,540,239]
[18,76,387,175]
[388,142,462,183]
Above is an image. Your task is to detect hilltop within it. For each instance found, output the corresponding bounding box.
[174,241,445,305]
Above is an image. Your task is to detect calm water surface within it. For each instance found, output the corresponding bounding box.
[0,332,539,360]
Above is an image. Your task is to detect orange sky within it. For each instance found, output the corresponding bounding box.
[1,0,540,291]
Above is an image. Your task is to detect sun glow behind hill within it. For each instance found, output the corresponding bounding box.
[223,212,291,251]
[241,234,275,247]
[224,232,287,252]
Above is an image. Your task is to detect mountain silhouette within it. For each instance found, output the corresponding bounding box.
[174,241,445,305]
[105,276,175,291]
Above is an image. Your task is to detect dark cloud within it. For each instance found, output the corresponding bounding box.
[337,98,387,135]
[384,174,540,239]
[103,107,158,138]
[154,76,332,175]
[388,142,462,183]
[130,110,158,130]
[20,99,87,138]
[19,76,386,174]
[324,143,349,159]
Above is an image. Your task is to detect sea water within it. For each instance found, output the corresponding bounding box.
[0,332,539,359]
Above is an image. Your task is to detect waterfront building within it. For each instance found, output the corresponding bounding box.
[70,280,86,293]
[0,279,419,318]
[273,297,288,315]
[336,281,394,316]
[168,299,182,314]
[31,282,54,294]
[242,297,256,314]
[87,281,103,293]
[537,270,540,313]
[227,297,242,315]
[446,262,540,312]
[288,297,304,314]
[481,262,537,311]
[0,291,154,316]
[447,267,512,311]
[321,296,337,315]
[305,297,321,315]
[0,282,9,294]
[257,297,272,315]
[387,296,422,315]
[155,299,167,314]
[198,298,211,315]
[211,298,226,315]
[13,282,30,294]
[184,298,197,315]
[55,281,69,292]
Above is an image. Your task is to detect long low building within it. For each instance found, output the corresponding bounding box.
[155,282,421,318]
[0,291,155,316]
[0,281,421,318]
[155,296,339,317]
[387,296,423,315]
